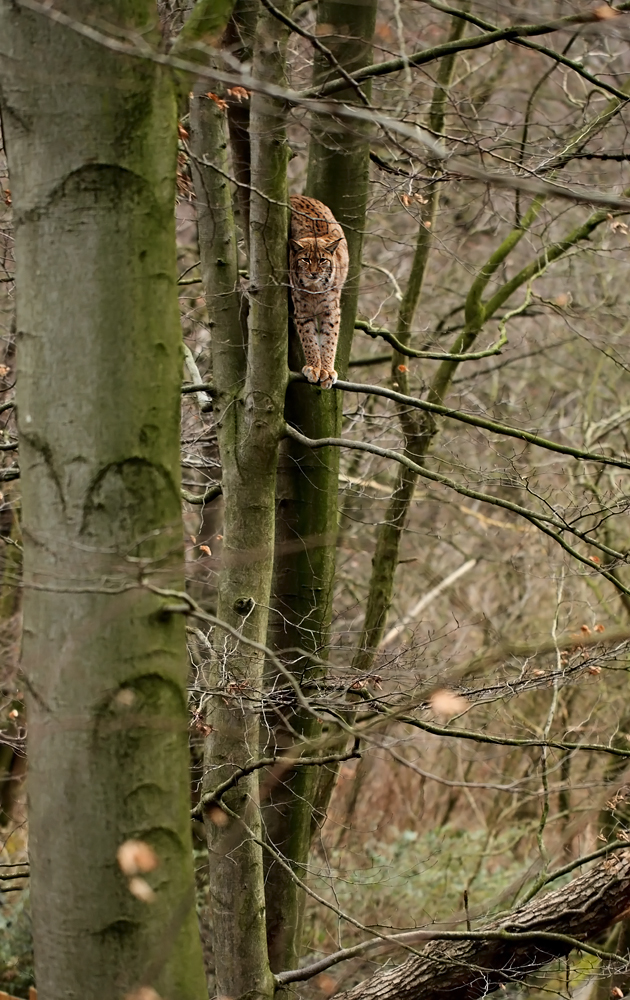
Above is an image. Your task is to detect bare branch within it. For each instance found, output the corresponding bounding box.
[300,8,630,101]
[325,851,630,1000]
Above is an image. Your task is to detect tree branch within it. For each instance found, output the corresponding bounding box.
[354,319,507,360]
[325,377,630,472]
[300,8,630,101]
[192,742,362,818]
[411,0,630,104]
[181,483,222,505]
[324,851,630,1000]
[284,422,630,593]
[278,842,630,983]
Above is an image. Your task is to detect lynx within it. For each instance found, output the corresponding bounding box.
[289,195,349,389]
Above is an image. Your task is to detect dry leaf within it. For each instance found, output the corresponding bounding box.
[588,665,602,675]
[594,623,605,632]
[200,544,212,556]
[315,974,338,996]
[115,688,136,707]
[593,4,619,19]
[581,624,592,635]
[128,877,156,903]
[397,364,408,372]
[117,840,159,876]
[227,86,249,101]
[206,92,228,111]
[206,805,229,827]
[430,689,468,719]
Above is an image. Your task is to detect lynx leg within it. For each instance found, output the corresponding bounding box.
[295,316,321,383]
[319,316,339,389]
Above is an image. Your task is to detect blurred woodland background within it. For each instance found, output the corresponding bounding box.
[5,1,630,998]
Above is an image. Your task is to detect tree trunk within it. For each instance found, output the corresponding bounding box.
[264,0,378,976]
[0,3,207,998]
[194,5,289,999]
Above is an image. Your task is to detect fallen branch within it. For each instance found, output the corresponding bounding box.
[323,851,630,1000]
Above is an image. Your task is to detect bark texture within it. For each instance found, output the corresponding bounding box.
[193,5,289,1000]
[264,0,378,977]
[350,14,465,673]
[332,852,630,1000]
[0,2,207,998]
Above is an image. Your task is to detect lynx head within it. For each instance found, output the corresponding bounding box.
[290,237,343,291]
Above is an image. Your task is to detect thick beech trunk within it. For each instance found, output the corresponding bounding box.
[0,3,207,997]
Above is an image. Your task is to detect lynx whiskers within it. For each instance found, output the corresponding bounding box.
[289,195,349,389]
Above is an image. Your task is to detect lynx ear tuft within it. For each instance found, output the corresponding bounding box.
[324,238,342,253]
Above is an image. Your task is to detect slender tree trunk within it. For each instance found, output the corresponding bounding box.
[352,14,465,672]
[223,0,258,253]
[0,3,207,997]
[352,74,627,675]
[264,1,378,975]
[192,5,289,999]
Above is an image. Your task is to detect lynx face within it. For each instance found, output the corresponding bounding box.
[290,238,343,292]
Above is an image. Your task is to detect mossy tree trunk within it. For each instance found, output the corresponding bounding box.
[0,2,207,997]
[190,4,290,999]
[352,13,465,672]
[263,1,378,976]
[352,79,628,674]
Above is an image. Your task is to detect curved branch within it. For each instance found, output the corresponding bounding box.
[277,842,630,984]
[284,422,630,593]
[354,319,507,360]
[411,0,630,104]
[319,851,630,1000]
[300,9,630,101]
[181,483,222,505]
[326,377,630,472]
[192,742,362,818]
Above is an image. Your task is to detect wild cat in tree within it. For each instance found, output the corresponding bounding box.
[289,194,349,388]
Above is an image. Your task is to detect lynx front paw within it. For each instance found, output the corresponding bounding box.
[303,364,321,384]
[319,370,338,389]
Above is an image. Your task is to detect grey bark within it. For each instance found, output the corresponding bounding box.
[191,4,290,999]
[0,2,207,997]
[264,0,378,976]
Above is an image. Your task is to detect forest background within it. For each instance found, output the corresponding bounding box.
[4,1,630,999]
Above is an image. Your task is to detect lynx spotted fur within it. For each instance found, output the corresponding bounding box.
[289,195,349,389]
